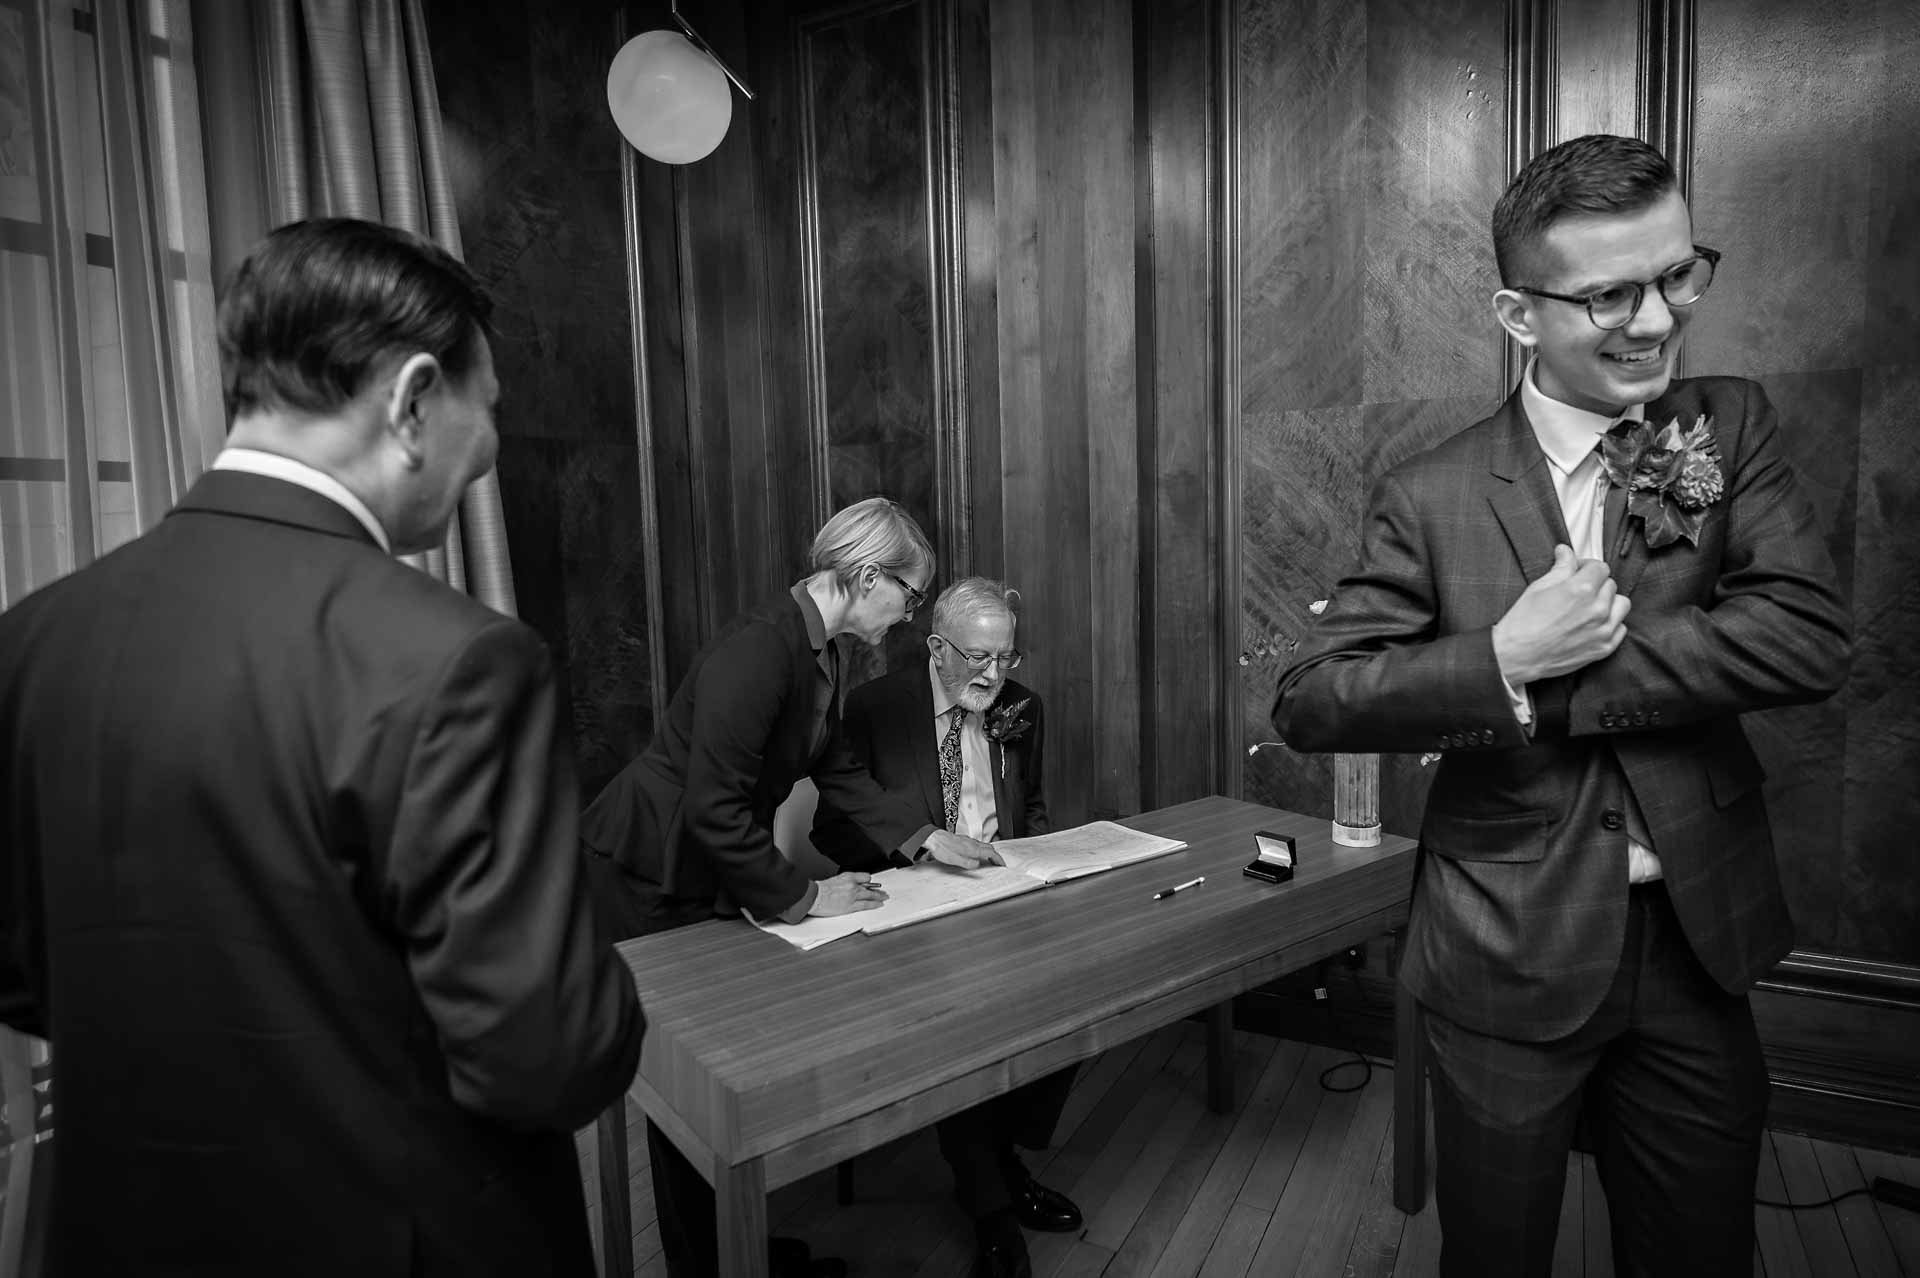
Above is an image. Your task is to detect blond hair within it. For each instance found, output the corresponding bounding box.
[809,497,935,592]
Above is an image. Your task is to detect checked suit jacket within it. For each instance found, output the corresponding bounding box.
[811,666,1049,869]
[1272,376,1849,1042]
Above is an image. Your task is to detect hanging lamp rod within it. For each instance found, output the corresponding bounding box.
[670,1,756,100]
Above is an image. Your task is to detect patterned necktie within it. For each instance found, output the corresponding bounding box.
[939,707,968,832]
[1599,419,1635,559]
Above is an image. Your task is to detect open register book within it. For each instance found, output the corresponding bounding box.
[749,820,1188,951]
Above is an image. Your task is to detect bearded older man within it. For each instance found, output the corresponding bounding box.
[811,576,1080,1278]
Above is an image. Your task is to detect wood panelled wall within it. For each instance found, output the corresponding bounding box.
[476,0,1917,1144]
[625,0,1222,820]
[426,0,658,800]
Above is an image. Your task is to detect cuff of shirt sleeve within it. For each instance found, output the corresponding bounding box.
[1505,677,1534,727]
[899,824,936,862]
[777,880,818,925]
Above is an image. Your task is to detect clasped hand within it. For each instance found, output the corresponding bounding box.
[1492,543,1631,685]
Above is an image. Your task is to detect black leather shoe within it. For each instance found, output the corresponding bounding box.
[971,1212,1033,1278]
[1012,1178,1082,1233]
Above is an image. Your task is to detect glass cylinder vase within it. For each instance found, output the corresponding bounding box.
[1332,752,1381,846]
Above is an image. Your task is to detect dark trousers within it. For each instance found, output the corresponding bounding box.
[935,1067,1078,1220]
[1424,881,1769,1278]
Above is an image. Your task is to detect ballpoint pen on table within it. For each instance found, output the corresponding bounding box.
[1152,876,1205,901]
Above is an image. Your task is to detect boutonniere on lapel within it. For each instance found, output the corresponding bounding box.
[1599,415,1726,551]
[983,697,1033,778]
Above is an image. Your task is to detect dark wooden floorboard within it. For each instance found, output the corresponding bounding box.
[1851,1147,1920,1275]
[583,1027,1915,1278]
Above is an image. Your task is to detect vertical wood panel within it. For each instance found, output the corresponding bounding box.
[1141,0,1219,809]
[1077,0,1141,822]
[1688,0,1873,377]
[1555,0,1639,138]
[430,0,658,797]
[986,0,1142,825]
[1686,0,1914,964]
[1235,0,1505,826]
[1840,0,1920,961]
[800,4,937,527]
[1363,0,1508,407]
[956,0,1002,580]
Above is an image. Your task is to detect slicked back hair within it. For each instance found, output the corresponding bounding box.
[809,497,935,593]
[931,577,1019,636]
[219,217,493,420]
[1492,134,1679,287]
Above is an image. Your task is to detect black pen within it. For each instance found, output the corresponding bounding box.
[1152,876,1204,901]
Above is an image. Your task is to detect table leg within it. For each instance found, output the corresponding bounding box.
[595,1102,634,1278]
[715,1157,769,1278]
[1391,931,1428,1214]
[1205,1000,1235,1113]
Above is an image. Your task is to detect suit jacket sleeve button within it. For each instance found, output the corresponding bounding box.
[1601,808,1625,831]
[1649,710,1662,725]
[1633,712,1647,726]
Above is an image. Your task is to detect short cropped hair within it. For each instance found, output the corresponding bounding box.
[931,577,1019,636]
[1492,134,1678,287]
[219,217,493,419]
[809,497,935,592]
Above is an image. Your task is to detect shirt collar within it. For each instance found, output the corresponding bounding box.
[1520,358,1645,478]
[211,448,391,553]
[928,657,964,721]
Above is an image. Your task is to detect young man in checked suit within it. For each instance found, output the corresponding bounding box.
[812,577,1080,1278]
[1272,135,1849,1275]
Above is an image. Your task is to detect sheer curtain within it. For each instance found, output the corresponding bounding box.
[1,0,518,614]
[0,0,222,608]
[250,0,517,613]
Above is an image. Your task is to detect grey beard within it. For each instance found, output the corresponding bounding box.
[952,684,1000,714]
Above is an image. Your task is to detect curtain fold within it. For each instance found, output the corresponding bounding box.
[255,0,517,615]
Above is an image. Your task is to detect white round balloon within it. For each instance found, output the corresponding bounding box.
[606,31,733,165]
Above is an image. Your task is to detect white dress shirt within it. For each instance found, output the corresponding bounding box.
[212,448,391,553]
[928,660,999,843]
[1510,361,1663,884]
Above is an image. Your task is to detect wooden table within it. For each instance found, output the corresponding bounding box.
[604,795,1419,1277]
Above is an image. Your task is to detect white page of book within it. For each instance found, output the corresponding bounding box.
[857,863,1045,934]
[992,820,1187,883]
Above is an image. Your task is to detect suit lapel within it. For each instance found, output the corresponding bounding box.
[985,687,1028,838]
[988,739,1014,837]
[1486,393,1571,582]
[905,673,945,827]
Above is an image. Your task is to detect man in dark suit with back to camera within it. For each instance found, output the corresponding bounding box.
[1272,135,1848,1276]
[813,577,1082,1278]
[0,217,645,1276]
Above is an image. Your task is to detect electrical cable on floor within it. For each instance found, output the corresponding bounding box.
[1318,1051,1393,1094]
[1309,958,1394,1093]
[1756,1177,1920,1213]
[1753,1186,1872,1210]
